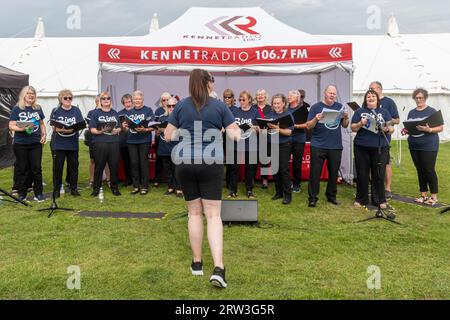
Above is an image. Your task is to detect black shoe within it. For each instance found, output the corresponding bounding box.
[282,194,292,205]
[292,185,301,193]
[90,189,99,197]
[247,191,256,199]
[190,260,203,276]
[271,193,283,200]
[227,192,237,198]
[385,190,393,199]
[308,200,317,207]
[210,267,227,288]
[164,190,175,196]
[176,192,184,198]
[327,198,340,205]
[130,188,140,195]
[70,189,81,196]
[112,189,121,196]
[140,188,148,195]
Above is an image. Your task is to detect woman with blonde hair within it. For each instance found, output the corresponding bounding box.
[9,86,47,201]
[89,91,122,196]
[123,90,154,195]
[50,89,84,197]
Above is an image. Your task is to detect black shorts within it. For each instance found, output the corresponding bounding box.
[176,163,224,201]
[386,149,391,165]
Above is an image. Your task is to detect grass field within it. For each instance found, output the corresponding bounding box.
[0,141,449,299]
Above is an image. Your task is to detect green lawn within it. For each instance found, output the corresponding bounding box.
[0,141,449,299]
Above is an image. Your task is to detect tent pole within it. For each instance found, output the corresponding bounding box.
[97,63,102,94]
[133,73,138,91]
[316,73,321,102]
[348,67,354,183]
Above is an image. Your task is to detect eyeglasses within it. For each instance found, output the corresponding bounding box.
[101,97,111,101]
[414,96,425,100]
[63,96,73,101]
[224,96,233,99]
[209,76,215,83]
[239,98,246,101]
[161,98,168,102]
[300,95,305,98]
[168,104,176,107]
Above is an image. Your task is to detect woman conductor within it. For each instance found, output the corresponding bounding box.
[164,69,240,288]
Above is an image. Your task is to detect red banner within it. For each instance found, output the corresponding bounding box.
[99,43,352,65]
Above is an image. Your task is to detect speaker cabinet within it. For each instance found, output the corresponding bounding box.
[221,200,258,223]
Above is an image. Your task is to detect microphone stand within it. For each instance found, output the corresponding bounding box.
[358,111,400,224]
[0,187,30,207]
[38,148,74,218]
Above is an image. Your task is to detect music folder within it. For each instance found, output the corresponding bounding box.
[291,107,308,124]
[124,118,150,130]
[96,121,117,132]
[16,121,35,128]
[50,119,86,131]
[148,121,168,129]
[347,101,361,112]
[403,110,444,136]
[255,118,276,129]
[239,123,252,132]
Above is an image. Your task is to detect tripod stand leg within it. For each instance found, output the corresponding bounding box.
[0,188,30,207]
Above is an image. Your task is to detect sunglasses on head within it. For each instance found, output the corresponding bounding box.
[208,76,215,83]
[63,96,72,101]
[101,97,111,100]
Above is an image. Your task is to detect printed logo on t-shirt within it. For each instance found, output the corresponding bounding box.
[56,116,77,137]
[98,115,118,135]
[19,111,41,133]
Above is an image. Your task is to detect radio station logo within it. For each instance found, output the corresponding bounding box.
[183,16,261,41]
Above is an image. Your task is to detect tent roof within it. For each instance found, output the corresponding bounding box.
[99,7,352,73]
[326,33,450,93]
[0,65,29,88]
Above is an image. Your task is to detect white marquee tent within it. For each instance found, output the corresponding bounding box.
[97,6,354,180]
[1,8,449,145]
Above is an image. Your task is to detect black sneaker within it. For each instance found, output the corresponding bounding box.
[190,261,203,276]
[227,192,237,198]
[292,185,301,193]
[130,188,140,195]
[70,189,81,197]
[247,191,256,199]
[210,267,227,288]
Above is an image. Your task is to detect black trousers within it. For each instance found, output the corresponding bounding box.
[92,142,120,190]
[354,145,389,206]
[274,142,292,197]
[291,142,305,187]
[154,139,164,184]
[229,151,258,193]
[308,147,342,202]
[13,143,43,196]
[410,149,439,194]
[160,156,180,190]
[54,150,79,191]
[120,145,132,184]
[128,143,150,189]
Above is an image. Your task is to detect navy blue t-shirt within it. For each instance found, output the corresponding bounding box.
[380,96,399,142]
[288,104,308,144]
[51,106,84,151]
[10,106,45,145]
[154,106,165,118]
[125,106,154,145]
[168,97,235,163]
[307,101,344,150]
[157,114,178,156]
[89,108,120,143]
[351,107,392,148]
[232,106,259,152]
[407,106,440,152]
[266,110,294,144]
[117,108,129,147]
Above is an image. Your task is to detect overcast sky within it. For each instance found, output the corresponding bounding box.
[1,0,449,37]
